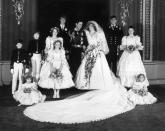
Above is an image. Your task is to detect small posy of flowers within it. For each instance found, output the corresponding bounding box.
[49,69,63,81]
[132,87,148,97]
[121,45,142,53]
[127,45,136,52]
[23,88,32,93]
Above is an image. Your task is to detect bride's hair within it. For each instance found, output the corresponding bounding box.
[85,22,97,32]
[84,21,109,55]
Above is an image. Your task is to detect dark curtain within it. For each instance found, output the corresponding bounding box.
[153,0,165,61]
[1,0,37,60]
[37,0,109,40]
[109,0,142,36]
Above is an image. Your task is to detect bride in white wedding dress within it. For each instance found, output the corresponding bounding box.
[24,21,135,124]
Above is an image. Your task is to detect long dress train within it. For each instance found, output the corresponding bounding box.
[24,83,134,124]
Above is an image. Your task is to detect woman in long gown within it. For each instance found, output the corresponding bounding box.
[117,26,149,88]
[24,21,135,124]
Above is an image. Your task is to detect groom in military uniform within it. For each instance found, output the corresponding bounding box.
[106,16,124,75]
[69,20,87,78]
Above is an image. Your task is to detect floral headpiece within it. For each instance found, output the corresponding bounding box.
[50,27,59,33]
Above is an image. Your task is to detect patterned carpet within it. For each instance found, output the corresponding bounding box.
[0,85,165,131]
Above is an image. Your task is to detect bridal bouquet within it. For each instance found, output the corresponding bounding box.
[85,45,100,56]
[84,45,99,85]
[23,88,32,93]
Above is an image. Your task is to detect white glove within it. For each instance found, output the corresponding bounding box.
[25,68,29,73]
[10,69,14,74]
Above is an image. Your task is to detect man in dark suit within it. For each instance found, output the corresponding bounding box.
[106,16,124,75]
[57,16,71,59]
[27,32,44,82]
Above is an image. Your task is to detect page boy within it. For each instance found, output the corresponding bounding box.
[10,39,29,95]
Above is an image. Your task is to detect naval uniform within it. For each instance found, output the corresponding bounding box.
[106,25,123,75]
[10,48,29,94]
[70,29,88,77]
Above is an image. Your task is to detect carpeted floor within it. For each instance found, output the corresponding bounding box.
[0,84,165,131]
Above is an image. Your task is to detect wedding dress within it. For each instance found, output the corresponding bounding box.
[75,21,114,90]
[24,21,135,124]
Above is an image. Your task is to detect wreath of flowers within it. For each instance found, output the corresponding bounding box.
[84,44,100,86]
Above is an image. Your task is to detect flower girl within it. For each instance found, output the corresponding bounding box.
[117,26,149,88]
[128,74,157,105]
[38,39,74,98]
[13,75,46,105]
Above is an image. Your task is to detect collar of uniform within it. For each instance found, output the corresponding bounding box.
[110,24,117,28]
[60,24,65,29]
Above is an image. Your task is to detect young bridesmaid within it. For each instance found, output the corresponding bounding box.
[14,75,46,106]
[128,74,157,105]
[38,39,74,98]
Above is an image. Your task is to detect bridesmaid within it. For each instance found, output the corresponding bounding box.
[44,27,62,54]
[117,26,149,88]
[39,39,74,98]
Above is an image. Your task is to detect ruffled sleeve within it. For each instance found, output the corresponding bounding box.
[135,36,144,50]
[98,32,109,55]
[120,36,127,50]
[44,36,51,54]
[46,50,54,63]
[135,36,142,46]
[122,36,127,45]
